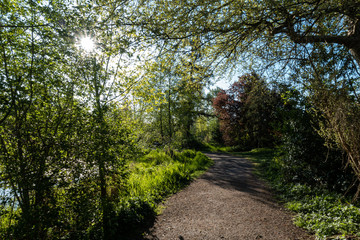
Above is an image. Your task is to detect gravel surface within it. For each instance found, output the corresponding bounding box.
[143,152,313,240]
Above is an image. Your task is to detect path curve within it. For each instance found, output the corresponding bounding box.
[143,153,313,240]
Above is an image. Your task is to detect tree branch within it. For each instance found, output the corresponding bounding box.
[0,24,49,28]
[289,34,357,48]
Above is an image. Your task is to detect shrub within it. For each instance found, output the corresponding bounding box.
[115,196,156,235]
[278,109,354,193]
[139,149,173,165]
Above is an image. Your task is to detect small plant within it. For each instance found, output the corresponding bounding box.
[287,193,360,239]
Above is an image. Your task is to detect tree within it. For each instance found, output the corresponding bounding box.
[213,73,281,148]
[0,1,142,238]
[134,38,212,149]
[58,2,142,238]
[295,44,360,199]
[0,1,86,237]
[212,89,242,146]
[137,0,359,68]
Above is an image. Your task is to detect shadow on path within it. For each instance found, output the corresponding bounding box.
[201,153,279,208]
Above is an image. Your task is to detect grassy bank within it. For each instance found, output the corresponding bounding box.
[233,148,360,240]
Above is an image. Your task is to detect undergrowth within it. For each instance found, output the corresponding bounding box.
[233,148,360,240]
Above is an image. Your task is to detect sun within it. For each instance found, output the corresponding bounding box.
[80,37,95,52]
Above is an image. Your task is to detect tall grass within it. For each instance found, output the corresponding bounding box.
[127,161,189,202]
[127,149,213,202]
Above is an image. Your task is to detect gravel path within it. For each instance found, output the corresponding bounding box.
[143,153,313,240]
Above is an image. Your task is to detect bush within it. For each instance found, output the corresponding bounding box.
[127,161,190,201]
[139,149,173,165]
[172,149,197,163]
[115,196,156,235]
[278,109,354,193]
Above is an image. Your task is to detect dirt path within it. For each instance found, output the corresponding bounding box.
[143,153,313,240]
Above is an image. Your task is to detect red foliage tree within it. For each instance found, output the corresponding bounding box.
[213,73,281,147]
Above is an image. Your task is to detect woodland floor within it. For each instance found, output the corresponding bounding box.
[141,153,314,240]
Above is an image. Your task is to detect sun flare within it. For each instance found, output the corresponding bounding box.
[80,37,95,52]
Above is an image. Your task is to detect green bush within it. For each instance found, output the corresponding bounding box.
[115,196,156,235]
[127,161,190,201]
[277,110,354,193]
[172,149,196,163]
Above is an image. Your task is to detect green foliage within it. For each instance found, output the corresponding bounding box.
[287,193,360,239]
[127,161,189,201]
[0,1,143,239]
[134,37,214,150]
[136,0,360,199]
[277,109,352,191]
[0,149,212,239]
[138,149,173,165]
[127,149,212,201]
[0,206,19,240]
[3,0,359,239]
[115,196,156,237]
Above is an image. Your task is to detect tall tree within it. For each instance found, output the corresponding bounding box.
[0,1,85,237]
[135,40,212,148]
[213,73,281,148]
[0,0,141,238]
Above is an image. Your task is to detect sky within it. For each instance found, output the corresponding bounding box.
[212,67,246,90]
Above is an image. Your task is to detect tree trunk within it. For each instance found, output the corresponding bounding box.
[93,57,111,240]
[167,78,173,140]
